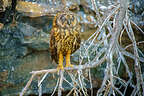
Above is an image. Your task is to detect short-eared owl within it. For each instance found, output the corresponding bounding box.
[50,11,81,70]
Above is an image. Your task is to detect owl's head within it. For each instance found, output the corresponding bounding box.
[56,12,78,28]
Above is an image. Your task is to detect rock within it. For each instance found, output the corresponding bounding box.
[0,23,52,96]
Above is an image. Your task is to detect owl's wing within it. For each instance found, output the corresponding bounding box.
[50,29,58,64]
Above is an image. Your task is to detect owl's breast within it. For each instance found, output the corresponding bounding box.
[54,27,81,56]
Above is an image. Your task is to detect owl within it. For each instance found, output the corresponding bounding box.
[50,11,81,70]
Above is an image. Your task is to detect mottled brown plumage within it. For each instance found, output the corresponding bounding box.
[50,11,81,70]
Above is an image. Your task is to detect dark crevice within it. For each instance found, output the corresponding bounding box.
[0,0,17,25]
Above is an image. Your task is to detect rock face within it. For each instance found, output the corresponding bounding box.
[0,23,52,95]
[0,25,25,71]
[130,0,144,28]
[0,25,26,95]
[0,3,52,93]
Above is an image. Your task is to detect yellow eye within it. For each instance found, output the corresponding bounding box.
[71,16,74,21]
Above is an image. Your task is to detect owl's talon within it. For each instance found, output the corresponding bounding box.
[57,65,64,70]
[57,66,64,74]
[66,64,74,68]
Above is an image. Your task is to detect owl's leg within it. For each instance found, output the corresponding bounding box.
[66,50,73,68]
[57,51,64,70]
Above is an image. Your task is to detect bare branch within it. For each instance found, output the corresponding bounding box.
[20,74,36,96]
[58,70,64,96]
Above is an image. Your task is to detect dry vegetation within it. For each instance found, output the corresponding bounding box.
[20,0,144,96]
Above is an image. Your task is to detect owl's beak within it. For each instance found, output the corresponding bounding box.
[68,20,71,25]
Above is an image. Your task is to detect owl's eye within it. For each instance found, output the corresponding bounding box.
[69,15,74,21]
[60,16,66,22]
[72,17,74,21]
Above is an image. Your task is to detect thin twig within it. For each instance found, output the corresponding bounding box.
[130,20,144,35]
[20,74,36,96]
[38,72,49,87]
[124,41,144,49]
[51,78,60,96]
[127,19,144,95]
[38,76,42,96]
[78,70,87,96]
